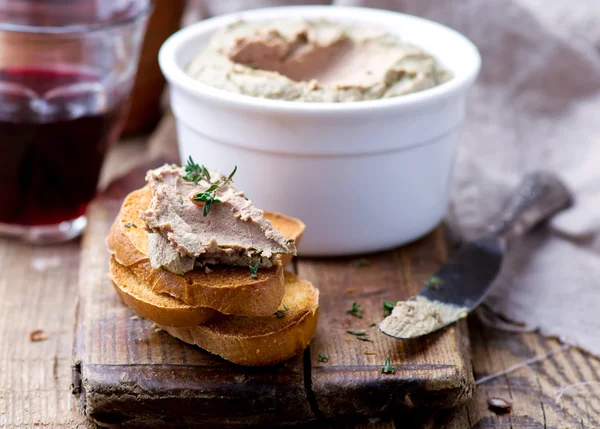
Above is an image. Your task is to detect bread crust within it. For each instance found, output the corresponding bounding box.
[159,271,319,366]
[106,187,305,316]
[109,256,216,327]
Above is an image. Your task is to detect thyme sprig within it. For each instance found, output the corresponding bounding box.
[383,300,395,317]
[193,183,221,217]
[249,262,259,279]
[381,356,395,374]
[347,302,363,319]
[274,304,289,318]
[318,354,329,362]
[190,162,238,217]
[183,156,211,184]
[427,276,444,290]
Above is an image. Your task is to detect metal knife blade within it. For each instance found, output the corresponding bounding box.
[380,171,573,339]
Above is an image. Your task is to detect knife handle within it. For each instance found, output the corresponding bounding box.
[488,171,573,242]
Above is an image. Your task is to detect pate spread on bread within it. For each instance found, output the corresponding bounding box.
[140,162,296,274]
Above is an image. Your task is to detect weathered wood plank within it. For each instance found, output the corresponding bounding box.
[430,315,600,428]
[298,227,474,419]
[0,238,92,428]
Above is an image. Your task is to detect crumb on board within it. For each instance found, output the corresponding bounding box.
[345,337,352,342]
[152,323,163,333]
[130,315,139,321]
[346,288,356,294]
[364,350,377,355]
[29,330,48,342]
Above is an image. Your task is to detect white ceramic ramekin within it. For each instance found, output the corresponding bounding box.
[159,6,480,256]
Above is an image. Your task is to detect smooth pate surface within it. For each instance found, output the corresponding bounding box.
[140,165,296,275]
[187,19,451,102]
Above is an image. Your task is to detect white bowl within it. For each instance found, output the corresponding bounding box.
[159,6,480,256]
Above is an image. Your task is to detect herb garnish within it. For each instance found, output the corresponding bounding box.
[223,165,237,185]
[427,276,443,289]
[347,302,363,319]
[381,357,395,374]
[245,63,257,69]
[383,301,395,317]
[183,156,211,184]
[249,262,259,279]
[191,165,238,217]
[318,354,329,362]
[193,183,221,217]
[124,222,137,228]
[369,323,377,327]
[354,258,371,268]
[274,305,288,318]
[284,238,295,245]
[347,328,373,342]
[179,195,184,205]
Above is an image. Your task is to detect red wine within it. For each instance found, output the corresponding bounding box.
[0,67,131,226]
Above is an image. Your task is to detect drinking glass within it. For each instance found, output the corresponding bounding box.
[0,0,151,242]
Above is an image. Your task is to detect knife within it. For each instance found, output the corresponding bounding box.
[380,171,573,339]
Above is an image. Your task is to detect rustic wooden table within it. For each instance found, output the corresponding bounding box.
[1,134,599,428]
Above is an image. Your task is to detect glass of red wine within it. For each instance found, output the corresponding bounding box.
[0,0,150,243]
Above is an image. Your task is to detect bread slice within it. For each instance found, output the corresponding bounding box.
[263,212,305,266]
[106,187,305,316]
[159,271,319,366]
[109,255,216,327]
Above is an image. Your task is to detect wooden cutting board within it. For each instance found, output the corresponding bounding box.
[72,167,474,428]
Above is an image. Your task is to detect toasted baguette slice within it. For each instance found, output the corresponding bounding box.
[107,187,305,316]
[109,255,216,327]
[263,212,305,266]
[159,271,319,366]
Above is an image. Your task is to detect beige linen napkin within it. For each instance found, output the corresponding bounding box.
[193,0,600,355]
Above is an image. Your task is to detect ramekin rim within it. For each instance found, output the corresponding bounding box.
[159,5,481,113]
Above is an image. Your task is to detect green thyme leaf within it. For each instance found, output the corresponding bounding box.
[369,323,377,327]
[284,238,295,245]
[274,304,288,318]
[191,165,237,217]
[249,262,260,279]
[318,354,329,362]
[124,222,137,228]
[381,356,395,374]
[354,258,371,268]
[203,201,212,217]
[205,184,219,193]
[223,165,237,185]
[347,328,367,336]
[347,302,363,319]
[383,301,395,317]
[427,276,444,289]
[356,336,373,342]
[179,195,184,205]
[183,156,211,184]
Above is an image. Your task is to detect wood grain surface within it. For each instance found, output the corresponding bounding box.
[71,174,474,426]
[1,122,599,427]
